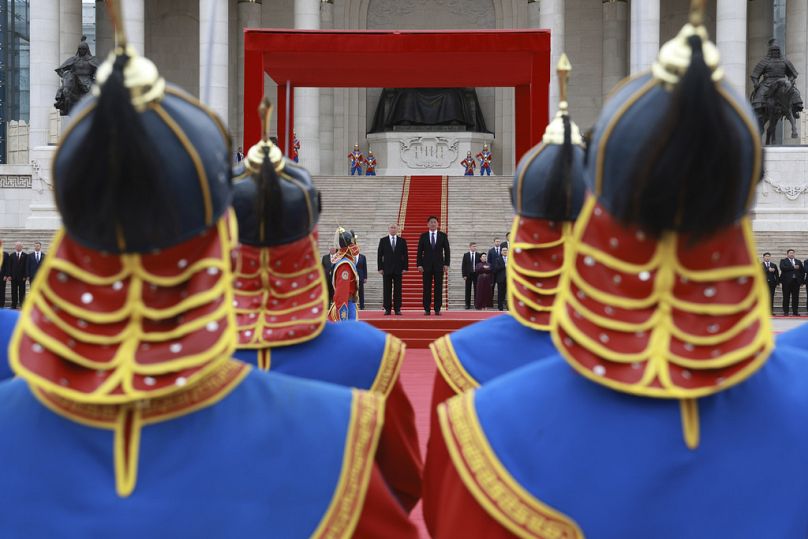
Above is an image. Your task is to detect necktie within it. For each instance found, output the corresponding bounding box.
[392,236,396,249]
[36,253,40,262]
[471,253,474,267]
[431,233,436,248]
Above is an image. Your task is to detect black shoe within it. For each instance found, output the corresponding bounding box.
[435,311,442,316]
[384,310,391,316]
[424,310,431,316]
[465,306,471,310]
[395,311,402,316]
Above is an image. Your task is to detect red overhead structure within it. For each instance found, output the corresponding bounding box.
[243,28,551,164]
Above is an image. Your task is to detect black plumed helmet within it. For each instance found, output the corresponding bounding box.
[53,48,232,253]
[231,99,321,247]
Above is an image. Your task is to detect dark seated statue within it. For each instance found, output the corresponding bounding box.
[370,88,490,133]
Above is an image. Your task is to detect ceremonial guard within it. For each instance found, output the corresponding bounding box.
[424,4,808,537]
[476,144,493,176]
[329,227,361,321]
[291,130,300,162]
[231,100,423,511]
[0,5,417,537]
[348,144,364,176]
[460,151,476,176]
[365,149,377,175]
[424,54,585,531]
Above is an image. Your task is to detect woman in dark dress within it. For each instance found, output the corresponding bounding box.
[474,253,494,310]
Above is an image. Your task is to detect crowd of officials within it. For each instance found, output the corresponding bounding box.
[0,241,46,310]
[320,221,511,314]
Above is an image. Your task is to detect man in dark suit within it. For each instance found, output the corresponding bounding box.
[762,252,779,315]
[493,246,509,311]
[461,242,480,310]
[27,241,45,284]
[8,242,28,309]
[355,246,367,310]
[377,224,408,315]
[779,249,802,316]
[416,216,450,315]
[321,247,336,305]
[0,241,8,308]
[487,238,503,304]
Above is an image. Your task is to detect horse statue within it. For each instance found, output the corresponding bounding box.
[750,39,804,145]
[54,71,83,117]
[757,78,802,145]
[54,36,99,116]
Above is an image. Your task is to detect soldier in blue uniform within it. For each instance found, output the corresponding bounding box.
[0,5,417,537]
[230,101,423,512]
[424,4,808,537]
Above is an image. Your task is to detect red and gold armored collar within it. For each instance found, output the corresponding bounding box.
[507,216,570,331]
[231,232,328,348]
[552,195,773,398]
[10,214,239,405]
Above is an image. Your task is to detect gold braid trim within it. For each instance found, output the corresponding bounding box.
[311,390,385,539]
[430,335,479,394]
[439,392,583,538]
[369,334,406,398]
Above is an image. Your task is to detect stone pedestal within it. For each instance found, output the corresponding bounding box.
[367,132,495,176]
[26,146,61,230]
[752,147,808,232]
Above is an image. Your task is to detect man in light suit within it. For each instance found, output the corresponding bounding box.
[762,252,779,315]
[355,246,367,310]
[416,216,450,316]
[27,241,45,284]
[377,224,408,315]
[780,249,802,316]
[461,242,479,310]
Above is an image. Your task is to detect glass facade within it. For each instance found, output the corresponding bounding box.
[0,0,29,163]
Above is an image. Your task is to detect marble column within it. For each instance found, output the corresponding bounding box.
[528,0,541,29]
[746,0,772,98]
[630,0,660,74]
[539,0,564,109]
[29,0,60,148]
[95,0,144,58]
[237,0,262,149]
[319,0,334,175]
[200,0,229,125]
[294,0,320,174]
[602,0,628,97]
[59,0,83,61]
[786,0,808,142]
[716,0,748,93]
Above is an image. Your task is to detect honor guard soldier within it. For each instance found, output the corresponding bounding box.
[0,4,417,537]
[291,130,300,162]
[460,151,476,176]
[231,101,423,512]
[424,3,808,537]
[424,54,586,533]
[476,144,493,176]
[348,144,364,176]
[365,149,377,175]
[329,227,361,322]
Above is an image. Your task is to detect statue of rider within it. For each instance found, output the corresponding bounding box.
[54,36,99,116]
[750,39,803,133]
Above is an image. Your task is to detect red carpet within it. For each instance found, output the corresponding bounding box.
[398,175,449,311]
[398,348,437,538]
[363,309,502,348]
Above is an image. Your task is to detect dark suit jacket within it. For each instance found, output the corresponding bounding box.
[493,255,508,284]
[356,254,367,281]
[780,257,802,285]
[487,246,503,266]
[500,241,509,251]
[762,261,779,284]
[462,252,480,278]
[377,236,408,275]
[27,251,45,281]
[0,252,8,279]
[7,251,27,280]
[321,254,334,282]
[417,231,450,272]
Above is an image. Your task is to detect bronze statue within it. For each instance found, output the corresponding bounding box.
[54,36,99,116]
[750,39,803,144]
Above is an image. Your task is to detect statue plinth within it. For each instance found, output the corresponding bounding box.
[367,131,494,176]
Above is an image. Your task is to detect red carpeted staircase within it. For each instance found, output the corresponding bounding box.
[398,175,449,311]
[364,310,501,348]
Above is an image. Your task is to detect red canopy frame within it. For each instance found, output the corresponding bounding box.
[244,29,551,164]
